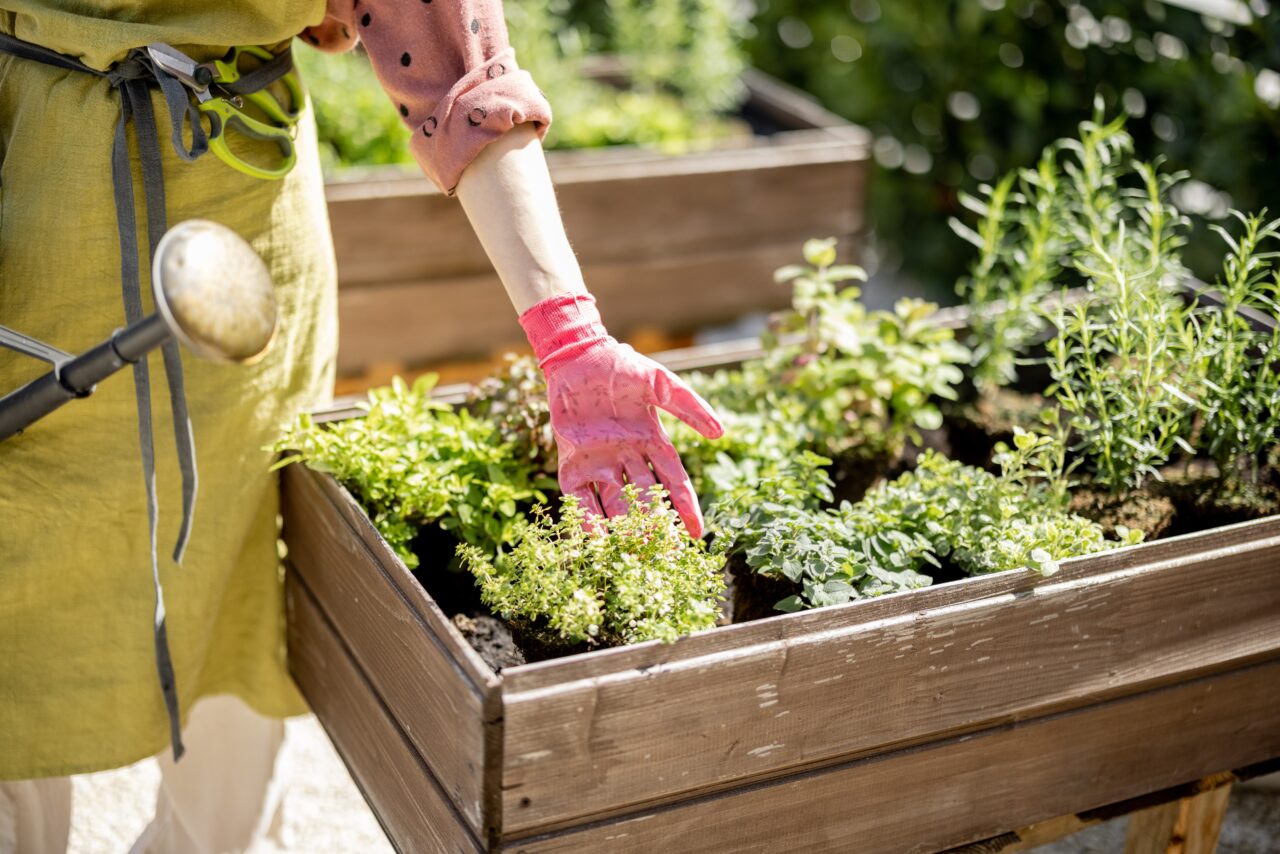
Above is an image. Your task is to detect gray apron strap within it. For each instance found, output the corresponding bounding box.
[219,46,294,95]
[108,68,190,760]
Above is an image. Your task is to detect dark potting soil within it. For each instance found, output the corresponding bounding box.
[507,621,595,664]
[452,613,526,671]
[1158,468,1280,538]
[1069,487,1178,540]
[1068,459,1280,541]
[828,427,951,507]
[945,388,1049,470]
[828,453,892,507]
[729,556,799,624]
[409,524,529,672]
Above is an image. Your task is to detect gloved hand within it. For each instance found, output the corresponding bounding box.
[519,292,724,538]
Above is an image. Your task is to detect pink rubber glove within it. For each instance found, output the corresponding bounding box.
[519,293,724,538]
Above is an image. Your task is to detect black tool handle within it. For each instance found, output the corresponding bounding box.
[0,313,170,441]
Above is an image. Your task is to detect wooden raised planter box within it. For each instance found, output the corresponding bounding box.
[281,332,1280,854]
[325,68,870,381]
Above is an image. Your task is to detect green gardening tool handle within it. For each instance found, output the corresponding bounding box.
[202,104,296,180]
[210,45,304,125]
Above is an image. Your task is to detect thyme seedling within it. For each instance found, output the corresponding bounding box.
[458,485,726,647]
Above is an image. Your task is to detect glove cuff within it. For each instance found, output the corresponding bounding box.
[518,291,612,369]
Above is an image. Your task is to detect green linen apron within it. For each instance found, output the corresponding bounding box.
[0,1,337,779]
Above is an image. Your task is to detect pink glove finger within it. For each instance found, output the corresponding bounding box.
[595,475,631,520]
[567,484,606,532]
[646,444,705,540]
[620,450,659,494]
[653,367,725,440]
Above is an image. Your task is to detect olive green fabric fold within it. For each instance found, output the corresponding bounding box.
[0,0,336,779]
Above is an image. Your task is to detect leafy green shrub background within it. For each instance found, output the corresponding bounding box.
[745,0,1279,292]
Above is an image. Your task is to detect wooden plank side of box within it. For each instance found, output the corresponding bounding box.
[335,237,856,371]
[504,658,1280,853]
[328,132,865,289]
[281,464,497,837]
[497,512,1274,692]
[498,517,1280,834]
[287,574,483,854]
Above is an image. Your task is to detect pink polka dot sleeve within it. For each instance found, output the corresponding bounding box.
[301,0,553,195]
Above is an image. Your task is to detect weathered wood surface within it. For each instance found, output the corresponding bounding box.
[949,770,1241,853]
[327,132,866,288]
[500,514,1279,693]
[1124,783,1235,854]
[502,659,1280,853]
[335,237,859,373]
[326,70,870,375]
[281,463,497,836]
[497,517,1280,834]
[287,575,482,854]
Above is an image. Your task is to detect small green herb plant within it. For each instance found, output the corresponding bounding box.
[669,238,969,501]
[953,107,1188,389]
[1194,211,1280,486]
[457,485,726,647]
[274,375,550,568]
[764,237,969,458]
[709,445,1140,612]
[1045,226,1202,493]
[990,411,1076,512]
[707,454,934,611]
[953,110,1280,501]
[466,354,557,475]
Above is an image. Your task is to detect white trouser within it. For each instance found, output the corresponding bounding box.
[0,695,288,854]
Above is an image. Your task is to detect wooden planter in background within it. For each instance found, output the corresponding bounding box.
[325,69,870,384]
[280,333,1280,854]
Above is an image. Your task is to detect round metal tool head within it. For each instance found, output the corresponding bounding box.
[151,219,279,363]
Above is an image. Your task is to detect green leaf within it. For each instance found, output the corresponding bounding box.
[803,237,838,268]
[913,406,943,431]
[773,264,808,283]
[827,265,868,282]
[775,595,805,613]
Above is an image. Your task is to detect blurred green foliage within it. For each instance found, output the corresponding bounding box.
[745,0,1280,291]
[294,43,415,173]
[296,0,749,174]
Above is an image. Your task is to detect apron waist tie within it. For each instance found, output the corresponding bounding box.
[0,32,234,761]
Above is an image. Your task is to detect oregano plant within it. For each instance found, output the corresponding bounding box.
[274,375,550,568]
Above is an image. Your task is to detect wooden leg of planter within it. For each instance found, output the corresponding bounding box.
[1123,782,1234,854]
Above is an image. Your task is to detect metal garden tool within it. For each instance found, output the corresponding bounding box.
[0,219,278,440]
[147,43,303,180]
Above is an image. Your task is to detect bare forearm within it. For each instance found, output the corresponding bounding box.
[454,123,587,315]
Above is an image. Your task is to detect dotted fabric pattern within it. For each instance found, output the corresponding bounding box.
[301,0,553,194]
